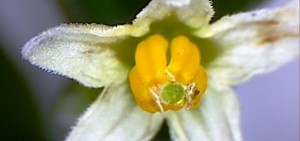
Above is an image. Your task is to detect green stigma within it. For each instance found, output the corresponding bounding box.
[160,83,185,104]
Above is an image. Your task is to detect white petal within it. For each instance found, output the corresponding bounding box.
[166,84,241,141]
[66,83,164,141]
[134,0,214,29]
[203,1,299,85]
[22,24,132,87]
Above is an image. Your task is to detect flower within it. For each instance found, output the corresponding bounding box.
[22,0,299,140]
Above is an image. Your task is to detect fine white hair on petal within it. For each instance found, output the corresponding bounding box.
[66,84,164,141]
[166,84,241,141]
[203,0,299,85]
[22,24,131,88]
[135,0,214,29]
[165,0,191,7]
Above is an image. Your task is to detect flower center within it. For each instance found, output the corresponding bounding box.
[129,34,207,113]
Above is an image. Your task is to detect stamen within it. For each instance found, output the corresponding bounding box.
[129,34,207,113]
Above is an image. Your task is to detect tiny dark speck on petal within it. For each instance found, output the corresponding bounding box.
[259,34,280,44]
[256,20,281,45]
[82,50,95,54]
[257,32,299,45]
[257,20,279,26]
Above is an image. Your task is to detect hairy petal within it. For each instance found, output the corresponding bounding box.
[22,24,133,87]
[166,83,241,141]
[202,0,299,85]
[66,83,164,141]
[134,0,214,31]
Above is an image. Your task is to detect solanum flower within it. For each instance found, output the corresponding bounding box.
[22,0,299,140]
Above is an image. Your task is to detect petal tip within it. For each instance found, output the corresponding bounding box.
[165,0,191,7]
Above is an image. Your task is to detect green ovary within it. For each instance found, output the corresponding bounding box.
[160,83,185,104]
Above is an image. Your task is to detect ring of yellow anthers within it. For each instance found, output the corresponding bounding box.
[129,34,207,113]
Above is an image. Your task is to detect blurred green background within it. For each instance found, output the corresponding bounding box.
[0,0,299,141]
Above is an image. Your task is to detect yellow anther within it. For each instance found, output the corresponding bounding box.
[129,34,207,113]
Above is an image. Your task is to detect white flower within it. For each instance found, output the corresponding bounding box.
[22,0,299,140]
